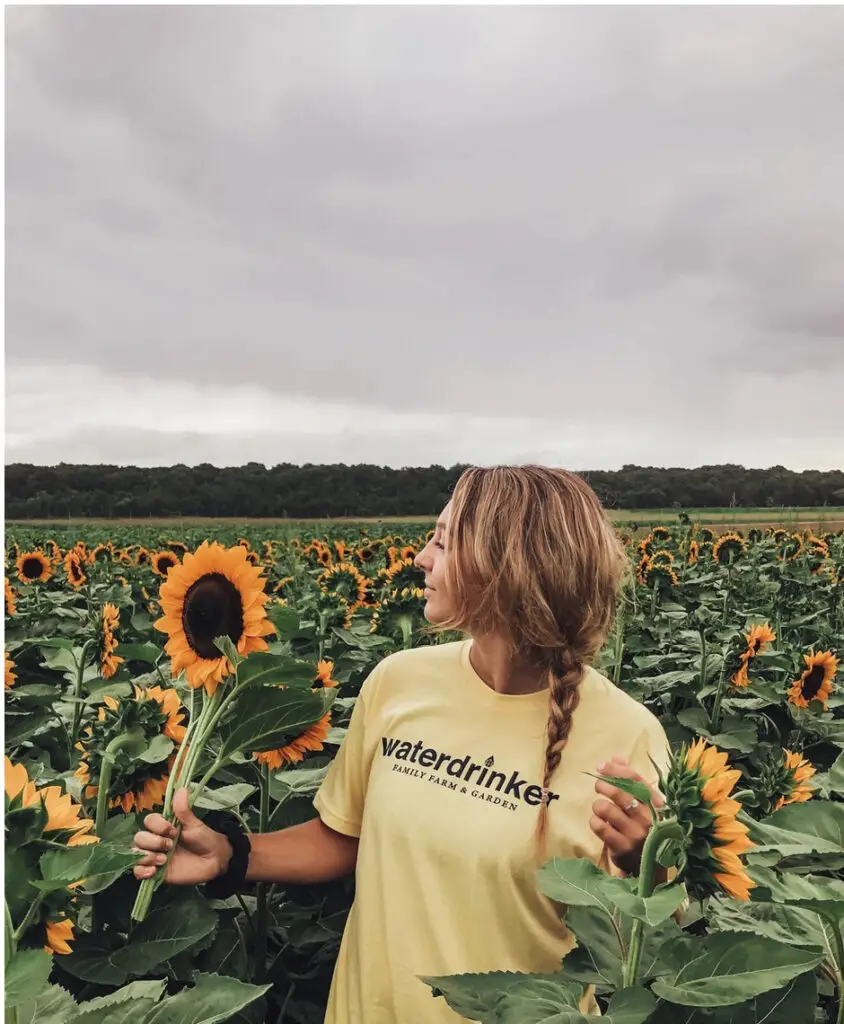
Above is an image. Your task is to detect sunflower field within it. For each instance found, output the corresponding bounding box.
[4,520,844,1023]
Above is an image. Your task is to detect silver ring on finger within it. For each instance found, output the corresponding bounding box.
[624,798,639,813]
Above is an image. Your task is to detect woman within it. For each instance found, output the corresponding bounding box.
[133,465,668,1023]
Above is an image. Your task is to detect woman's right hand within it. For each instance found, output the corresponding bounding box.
[133,788,232,884]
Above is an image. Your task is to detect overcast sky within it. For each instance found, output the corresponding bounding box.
[5,6,844,471]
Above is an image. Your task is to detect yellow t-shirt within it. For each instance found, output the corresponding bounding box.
[313,639,669,1024]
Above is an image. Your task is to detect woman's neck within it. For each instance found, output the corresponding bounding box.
[469,633,548,695]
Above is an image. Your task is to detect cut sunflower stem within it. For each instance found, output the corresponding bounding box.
[621,818,680,989]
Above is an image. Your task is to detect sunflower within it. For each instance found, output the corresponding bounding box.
[317,547,333,568]
[699,527,715,543]
[245,550,261,567]
[788,650,838,710]
[314,659,338,689]
[399,545,417,562]
[775,750,816,810]
[75,686,186,813]
[273,576,294,599]
[686,540,699,565]
[369,587,425,639]
[152,550,179,578]
[747,529,764,544]
[99,603,124,680]
[5,757,98,847]
[773,529,788,543]
[16,550,52,585]
[46,540,63,563]
[652,526,671,543]
[5,650,16,690]
[166,540,189,556]
[377,557,425,596]
[237,538,250,549]
[356,545,375,566]
[64,550,87,589]
[253,659,337,768]
[133,547,151,568]
[635,554,651,586]
[315,591,354,631]
[649,549,674,566]
[663,739,755,901]
[637,535,655,559]
[730,622,776,688]
[5,578,17,616]
[319,563,370,608]
[253,713,332,769]
[778,534,803,562]
[155,541,274,695]
[90,543,111,565]
[712,532,746,565]
[45,916,75,955]
[640,560,678,589]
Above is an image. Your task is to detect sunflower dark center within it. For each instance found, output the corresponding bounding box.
[22,557,44,579]
[182,572,244,660]
[802,665,825,701]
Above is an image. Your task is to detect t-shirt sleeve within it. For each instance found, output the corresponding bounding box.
[313,660,386,838]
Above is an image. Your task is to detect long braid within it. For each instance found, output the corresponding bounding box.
[536,647,584,854]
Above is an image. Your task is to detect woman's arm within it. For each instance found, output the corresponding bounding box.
[245,817,359,884]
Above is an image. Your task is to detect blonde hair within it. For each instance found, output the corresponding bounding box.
[437,465,626,851]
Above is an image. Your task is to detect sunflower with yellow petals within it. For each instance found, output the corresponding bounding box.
[687,540,699,565]
[662,739,755,902]
[64,550,87,589]
[5,758,98,956]
[5,577,17,616]
[318,562,370,609]
[99,603,124,680]
[730,622,776,688]
[253,661,337,769]
[775,750,816,810]
[16,550,52,585]
[74,686,186,814]
[712,532,746,565]
[155,541,275,695]
[5,757,98,847]
[5,650,16,689]
[788,650,838,710]
[151,550,179,578]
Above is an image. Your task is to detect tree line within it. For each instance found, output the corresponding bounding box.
[4,463,844,519]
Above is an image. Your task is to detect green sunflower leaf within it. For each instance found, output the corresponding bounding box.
[650,932,823,1007]
[4,949,53,1009]
[234,651,318,690]
[139,971,271,1024]
[218,686,334,758]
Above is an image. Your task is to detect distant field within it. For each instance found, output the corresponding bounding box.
[7,506,844,533]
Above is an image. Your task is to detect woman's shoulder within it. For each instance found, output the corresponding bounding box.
[373,639,465,678]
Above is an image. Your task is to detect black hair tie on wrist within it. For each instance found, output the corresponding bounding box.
[202,811,251,900]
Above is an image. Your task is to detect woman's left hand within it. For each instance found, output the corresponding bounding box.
[590,755,665,875]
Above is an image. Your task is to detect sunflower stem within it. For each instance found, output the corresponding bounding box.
[698,626,708,692]
[621,817,679,989]
[254,762,271,983]
[12,895,45,945]
[5,901,16,967]
[70,639,96,748]
[709,663,728,734]
[95,731,142,836]
[612,603,626,687]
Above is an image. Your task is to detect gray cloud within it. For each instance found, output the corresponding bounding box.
[5,6,844,467]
